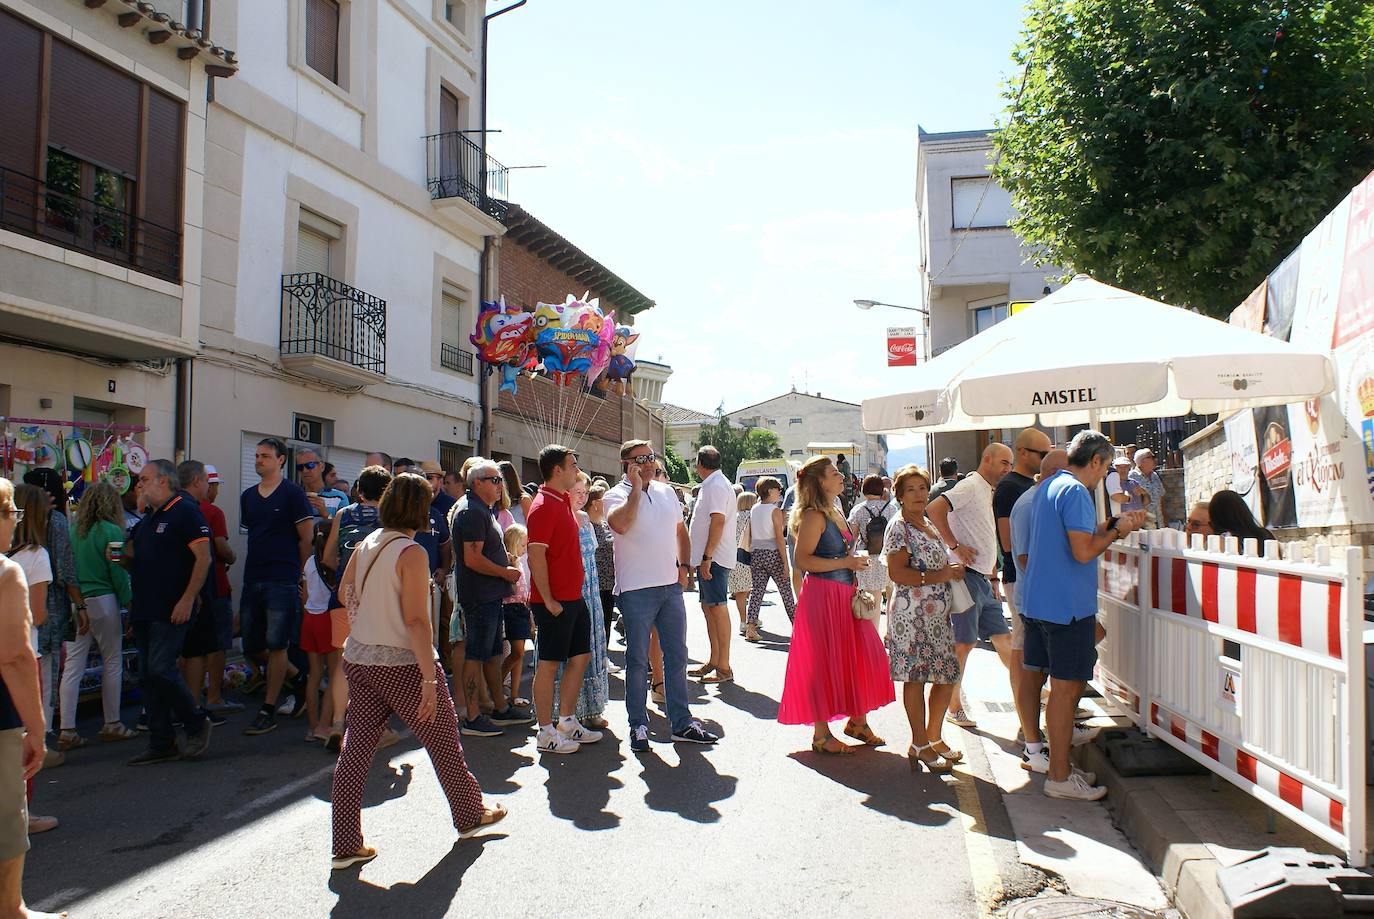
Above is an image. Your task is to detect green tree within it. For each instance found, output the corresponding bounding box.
[992,0,1374,317]
[662,442,693,484]
[694,417,784,481]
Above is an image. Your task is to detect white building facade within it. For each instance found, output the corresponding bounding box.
[195,0,505,541]
[726,391,888,475]
[915,127,1060,468]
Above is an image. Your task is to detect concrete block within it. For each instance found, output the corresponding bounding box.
[1217,847,1374,917]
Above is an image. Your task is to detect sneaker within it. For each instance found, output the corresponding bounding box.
[629,724,650,753]
[205,700,245,714]
[127,747,181,766]
[289,692,308,719]
[606,658,623,675]
[244,709,278,736]
[1021,748,1050,774]
[276,696,296,716]
[202,708,227,727]
[671,722,720,745]
[1071,724,1100,747]
[946,709,977,728]
[489,706,532,726]
[460,715,503,737]
[183,720,212,760]
[1044,773,1107,801]
[557,718,601,745]
[536,726,579,754]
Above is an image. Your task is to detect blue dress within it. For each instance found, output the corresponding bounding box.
[553,520,609,720]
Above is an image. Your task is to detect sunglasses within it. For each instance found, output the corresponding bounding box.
[1023,447,1050,460]
[0,508,24,522]
[477,475,504,485]
[628,453,658,465]
[296,461,321,471]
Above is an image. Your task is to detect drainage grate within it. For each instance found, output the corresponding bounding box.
[1003,896,1169,919]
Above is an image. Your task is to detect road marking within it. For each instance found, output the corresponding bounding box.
[224,762,337,821]
[954,766,1001,917]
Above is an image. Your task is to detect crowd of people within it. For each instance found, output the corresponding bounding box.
[0,424,1285,909]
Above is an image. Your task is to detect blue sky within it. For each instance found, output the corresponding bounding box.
[487,0,1029,430]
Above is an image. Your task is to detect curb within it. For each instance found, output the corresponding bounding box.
[1079,740,1231,919]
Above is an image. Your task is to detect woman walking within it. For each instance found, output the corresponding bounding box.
[58,482,135,749]
[553,473,609,728]
[745,477,796,641]
[777,457,893,754]
[883,466,964,772]
[331,473,504,870]
[728,491,756,637]
[848,474,897,604]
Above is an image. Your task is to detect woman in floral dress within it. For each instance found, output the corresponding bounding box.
[728,492,757,636]
[884,465,964,773]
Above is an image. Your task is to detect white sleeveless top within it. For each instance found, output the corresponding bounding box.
[342,530,418,665]
[750,502,780,544]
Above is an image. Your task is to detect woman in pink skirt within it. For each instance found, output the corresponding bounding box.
[778,456,895,753]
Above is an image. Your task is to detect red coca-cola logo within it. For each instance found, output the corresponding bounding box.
[888,342,915,356]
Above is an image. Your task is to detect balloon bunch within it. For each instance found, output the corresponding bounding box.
[471,293,633,393]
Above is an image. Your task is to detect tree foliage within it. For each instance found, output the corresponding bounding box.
[694,417,784,482]
[662,442,693,485]
[992,0,1374,317]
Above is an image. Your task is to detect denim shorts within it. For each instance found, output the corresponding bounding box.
[464,600,504,662]
[240,580,301,654]
[1022,615,1098,682]
[503,603,532,642]
[952,570,1010,644]
[697,562,732,605]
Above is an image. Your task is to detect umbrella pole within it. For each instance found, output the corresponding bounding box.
[1089,407,1107,523]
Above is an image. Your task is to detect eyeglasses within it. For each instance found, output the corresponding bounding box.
[477,475,504,485]
[296,461,320,471]
[1186,518,1209,530]
[1023,447,1050,460]
[628,453,657,465]
[0,508,23,522]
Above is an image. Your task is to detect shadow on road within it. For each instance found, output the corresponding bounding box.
[710,680,779,720]
[541,737,625,830]
[328,834,504,919]
[638,745,737,823]
[789,748,960,827]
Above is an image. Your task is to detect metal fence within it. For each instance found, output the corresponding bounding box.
[280,273,386,375]
[440,342,474,374]
[424,131,509,219]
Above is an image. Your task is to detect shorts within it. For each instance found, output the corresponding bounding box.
[300,611,334,655]
[531,597,591,663]
[181,598,222,658]
[697,562,732,605]
[240,580,301,654]
[503,603,532,642]
[0,728,27,861]
[1022,615,1098,682]
[952,571,1010,645]
[464,600,504,662]
[1007,590,1026,652]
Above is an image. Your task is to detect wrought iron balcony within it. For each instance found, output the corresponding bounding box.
[280,273,386,384]
[0,166,180,284]
[425,131,509,219]
[440,342,474,374]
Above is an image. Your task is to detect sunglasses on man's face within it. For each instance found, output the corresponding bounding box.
[477,475,504,485]
[628,453,657,465]
[1023,447,1049,460]
[296,461,321,471]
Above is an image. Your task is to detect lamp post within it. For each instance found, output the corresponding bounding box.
[855,298,934,471]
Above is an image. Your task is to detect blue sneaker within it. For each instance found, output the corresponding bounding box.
[629,724,650,753]
[671,722,719,745]
[460,715,503,737]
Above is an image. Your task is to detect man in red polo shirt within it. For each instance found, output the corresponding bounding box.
[526,444,601,755]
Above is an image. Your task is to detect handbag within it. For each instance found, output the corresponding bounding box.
[948,576,975,615]
[851,587,880,622]
[736,547,752,566]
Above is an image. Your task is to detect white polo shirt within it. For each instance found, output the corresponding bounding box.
[940,470,998,577]
[602,478,682,593]
[688,469,737,570]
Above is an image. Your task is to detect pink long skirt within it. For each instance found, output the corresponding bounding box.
[777,576,895,725]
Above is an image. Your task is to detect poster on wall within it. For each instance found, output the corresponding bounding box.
[1333,176,1374,350]
[1253,403,1298,529]
[1223,408,1263,521]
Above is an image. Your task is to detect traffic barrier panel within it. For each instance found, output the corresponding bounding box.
[1093,532,1147,727]
[1133,528,1366,867]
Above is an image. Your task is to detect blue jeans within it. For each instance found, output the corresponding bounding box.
[240,580,301,654]
[619,583,692,734]
[133,620,205,753]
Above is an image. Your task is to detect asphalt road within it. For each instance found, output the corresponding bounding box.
[26,587,1040,918]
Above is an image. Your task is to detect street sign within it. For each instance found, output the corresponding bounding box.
[887,326,917,366]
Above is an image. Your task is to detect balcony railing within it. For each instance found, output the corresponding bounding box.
[425,131,509,219]
[440,342,474,374]
[0,166,181,284]
[280,273,386,376]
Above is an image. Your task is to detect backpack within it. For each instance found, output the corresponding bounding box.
[337,503,381,573]
[863,500,891,555]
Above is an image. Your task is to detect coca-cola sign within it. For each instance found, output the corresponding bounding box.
[887,326,917,367]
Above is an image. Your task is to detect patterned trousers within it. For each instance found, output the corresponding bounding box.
[747,547,797,625]
[331,659,484,856]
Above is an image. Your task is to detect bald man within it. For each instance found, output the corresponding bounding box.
[926,441,1015,728]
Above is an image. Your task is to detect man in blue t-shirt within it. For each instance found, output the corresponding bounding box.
[1020,430,1145,802]
[240,437,314,736]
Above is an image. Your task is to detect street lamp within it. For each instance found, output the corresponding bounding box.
[853,299,929,315]
[855,297,934,471]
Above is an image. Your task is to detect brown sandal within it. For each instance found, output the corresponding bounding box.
[459,803,508,838]
[811,737,855,755]
[701,669,734,684]
[843,722,886,746]
[689,664,715,678]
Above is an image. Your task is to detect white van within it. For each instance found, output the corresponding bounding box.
[735,459,796,496]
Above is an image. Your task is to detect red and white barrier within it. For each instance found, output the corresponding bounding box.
[1109,529,1368,866]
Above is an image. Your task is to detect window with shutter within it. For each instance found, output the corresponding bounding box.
[439,288,473,374]
[306,0,341,84]
[441,292,463,347]
[296,225,331,276]
[0,9,42,176]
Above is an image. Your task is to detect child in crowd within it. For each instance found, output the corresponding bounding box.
[301,520,338,743]
[501,523,533,708]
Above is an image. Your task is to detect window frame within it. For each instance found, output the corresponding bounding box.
[950,175,1013,231]
[430,252,480,384]
[968,295,1010,337]
[288,0,367,112]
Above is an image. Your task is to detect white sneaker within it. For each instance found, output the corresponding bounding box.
[1044,773,1107,801]
[276,697,295,716]
[1022,750,1097,784]
[1071,724,1100,747]
[606,658,623,674]
[557,718,602,745]
[537,726,579,754]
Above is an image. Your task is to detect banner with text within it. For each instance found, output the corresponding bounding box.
[887,326,917,367]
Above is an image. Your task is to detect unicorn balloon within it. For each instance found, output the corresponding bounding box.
[470,297,535,393]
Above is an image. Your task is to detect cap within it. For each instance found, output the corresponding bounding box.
[419,460,443,476]
[1112,455,1132,467]
[205,465,221,484]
